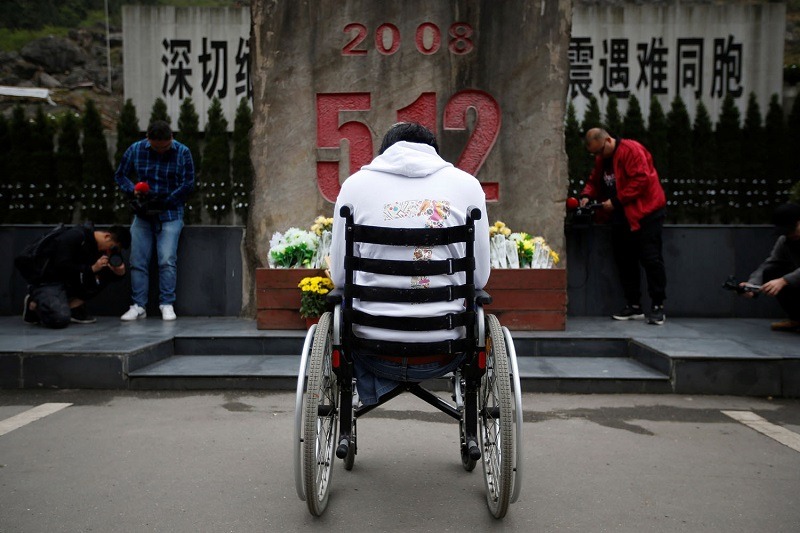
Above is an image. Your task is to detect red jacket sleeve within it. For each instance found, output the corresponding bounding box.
[614,142,657,205]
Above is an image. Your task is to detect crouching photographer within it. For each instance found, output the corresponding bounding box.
[16,223,131,328]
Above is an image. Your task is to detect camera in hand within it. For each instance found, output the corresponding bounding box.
[566,197,602,225]
[107,246,124,268]
[721,275,761,295]
[130,182,167,218]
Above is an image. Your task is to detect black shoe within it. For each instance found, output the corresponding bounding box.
[70,305,96,324]
[648,305,665,325]
[23,294,38,324]
[612,305,645,321]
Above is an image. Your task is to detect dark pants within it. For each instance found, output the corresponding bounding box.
[29,281,102,329]
[611,211,667,307]
[763,265,800,320]
[29,283,71,328]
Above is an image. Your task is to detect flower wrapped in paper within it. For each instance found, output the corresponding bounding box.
[488,221,560,269]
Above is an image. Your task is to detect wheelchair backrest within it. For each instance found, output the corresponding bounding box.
[339,204,482,358]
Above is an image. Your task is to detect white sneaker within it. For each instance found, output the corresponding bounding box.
[121,304,146,321]
[159,304,177,321]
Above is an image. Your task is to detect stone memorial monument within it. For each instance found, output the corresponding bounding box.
[246,0,571,313]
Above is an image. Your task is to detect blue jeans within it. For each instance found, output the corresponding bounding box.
[130,216,183,307]
[352,352,466,406]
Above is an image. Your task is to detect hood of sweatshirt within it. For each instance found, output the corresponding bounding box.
[362,141,453,178]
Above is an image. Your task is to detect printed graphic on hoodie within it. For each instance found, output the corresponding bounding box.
[384,199,451,289]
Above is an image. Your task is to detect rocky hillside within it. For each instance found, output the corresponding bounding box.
[0,27,123,127]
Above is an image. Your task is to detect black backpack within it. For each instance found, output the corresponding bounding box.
[14,224,68,284]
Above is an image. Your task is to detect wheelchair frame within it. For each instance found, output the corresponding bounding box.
[294,205,523,518]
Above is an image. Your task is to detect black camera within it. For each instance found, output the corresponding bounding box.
[130,194,167,218]
[721,276,760,295]
[567,198,602,226]
[108,246,124,268]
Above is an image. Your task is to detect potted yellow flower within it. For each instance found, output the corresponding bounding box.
[298,276,335,326]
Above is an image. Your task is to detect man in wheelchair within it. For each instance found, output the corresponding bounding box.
[296,122,520,518]
[329,122,491,406]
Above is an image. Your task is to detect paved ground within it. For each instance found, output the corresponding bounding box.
[1,390,798,532]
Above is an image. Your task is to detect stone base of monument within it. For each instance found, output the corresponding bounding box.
[255,267,566,331]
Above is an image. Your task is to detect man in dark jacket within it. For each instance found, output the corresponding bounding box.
[740,203,800,332]
[19,223,131,328]
[580,127,667,325]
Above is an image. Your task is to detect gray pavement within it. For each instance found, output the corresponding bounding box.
[0,390,799,532]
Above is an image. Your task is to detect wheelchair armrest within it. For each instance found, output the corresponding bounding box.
[326,288,343,305]
[476,289,492,305]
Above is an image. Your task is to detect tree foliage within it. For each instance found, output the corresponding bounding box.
[765,94,788,208]
[0,114,10,222]
[666,96,692,222]
[787,94,800,192]
[646,96,668,200]
[178,97,203,224]
[149,97,171,127]
[565,101,589,198]
[31,106,57,222]
[231,98,253,221]
[581,95,602,134]
[740,93,766,222]
[55,111,83,223]
[716,94,742,222]
[604,95,623,137]
[7,106,33,221]
[115,98,141,167]
[692,101,716,220]
[621,94,646,142]
[81,99,114,223]
[202,97,231,223]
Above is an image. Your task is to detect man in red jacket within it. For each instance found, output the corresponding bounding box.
[580,127,667,325]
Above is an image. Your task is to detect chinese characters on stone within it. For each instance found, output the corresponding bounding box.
[568,35,743,101]
[161,36,252,101]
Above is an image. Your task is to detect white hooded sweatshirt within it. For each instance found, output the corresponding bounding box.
[330,141,491,343]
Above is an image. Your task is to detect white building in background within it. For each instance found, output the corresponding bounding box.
[122,2,785,130]
[569,2,785,122]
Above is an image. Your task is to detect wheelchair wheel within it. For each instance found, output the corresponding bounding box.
[302,312,338,516]
[480,314,514,519]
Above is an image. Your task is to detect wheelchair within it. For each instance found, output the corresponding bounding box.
[294,205,523,518]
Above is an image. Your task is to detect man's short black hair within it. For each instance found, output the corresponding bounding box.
[108,225,132,250]
[773,203,800,235]
[379,122,439,154]
[147,120,173,141]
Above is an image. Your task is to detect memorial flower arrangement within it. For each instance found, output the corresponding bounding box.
[268,227,318,268]
[267,215,334,268]
[298,276,335,318]
[489,220,560,269]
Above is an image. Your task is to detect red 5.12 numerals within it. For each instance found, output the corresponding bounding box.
[343,22,474,56]
[315,92,500,202]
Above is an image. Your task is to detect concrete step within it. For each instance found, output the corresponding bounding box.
[517,356,671,393]
[127,354,670,393]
